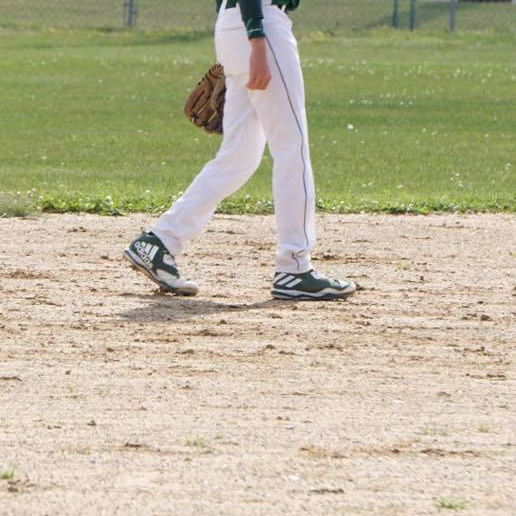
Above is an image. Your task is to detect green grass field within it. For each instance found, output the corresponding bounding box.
[1,28,515,216]
[1,0,515,33]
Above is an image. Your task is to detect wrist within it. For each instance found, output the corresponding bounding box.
[250,37,266,52]
[246,17,265,39]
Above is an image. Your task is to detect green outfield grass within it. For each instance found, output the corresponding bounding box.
[0,28,515,216]
[1,0,515,33]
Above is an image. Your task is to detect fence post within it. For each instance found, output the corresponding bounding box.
[409,0,417,31]
[125,0,137,28]
[392,0,400,28]
[449,0,457,31]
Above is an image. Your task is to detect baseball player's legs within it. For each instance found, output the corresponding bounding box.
[154,3,315,269]
[125,2,356,299]
[152,76,266,256]
[249,8,316,273]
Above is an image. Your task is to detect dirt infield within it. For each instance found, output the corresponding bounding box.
[1,213,515,516]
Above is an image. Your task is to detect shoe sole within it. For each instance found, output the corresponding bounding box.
[123,249,198,296]
[271,284,356,301]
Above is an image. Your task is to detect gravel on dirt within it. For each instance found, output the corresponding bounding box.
[1,213,515,515]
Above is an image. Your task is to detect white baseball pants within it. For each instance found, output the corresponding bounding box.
[153,0,316,273]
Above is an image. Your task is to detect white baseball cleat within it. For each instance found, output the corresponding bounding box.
[124,231,198,296]
[272,270,356,300]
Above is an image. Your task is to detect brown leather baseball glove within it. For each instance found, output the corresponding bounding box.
[184,64,226,135]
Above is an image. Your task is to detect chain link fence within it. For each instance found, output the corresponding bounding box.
[0,0,515,34]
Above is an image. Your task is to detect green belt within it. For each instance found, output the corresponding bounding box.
[226,0,282,8]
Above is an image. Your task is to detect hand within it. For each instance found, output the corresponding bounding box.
[247,38,271,91]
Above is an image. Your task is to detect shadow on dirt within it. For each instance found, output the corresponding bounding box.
[117,293,305,322]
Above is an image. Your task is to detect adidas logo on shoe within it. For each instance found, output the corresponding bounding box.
[272,269,356,301]
[134,241,159,269]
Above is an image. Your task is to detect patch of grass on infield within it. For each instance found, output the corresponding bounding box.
[477,423,491,433]
[433,497,466,510]
[0,465,16,480]
[420,427,449,437]
[185,437,208,447]
[0,29,514,214]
